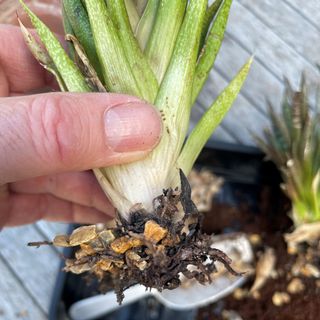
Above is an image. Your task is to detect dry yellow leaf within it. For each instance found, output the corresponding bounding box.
[144,220,168,243]
[111,236,143,254]
[162,233,180,246]
[65,262,91,274]
[75,243,96,259]
[69,225,97,246]
[53,234,70,247]
[98,230,115,245]
[126,251,147,271]
[95,259,113,272]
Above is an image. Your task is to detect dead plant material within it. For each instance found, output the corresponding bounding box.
[40,171,240,303]
[272,291,291,306]
[250,247,276,294]
[285,221,320,253]
[189,169,223,212]
[287,278,305,294]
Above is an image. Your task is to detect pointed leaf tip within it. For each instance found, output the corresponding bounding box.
[177,57,253,175]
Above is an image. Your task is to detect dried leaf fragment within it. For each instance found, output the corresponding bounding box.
[75,243,96,259]
[53,234,70,247]
[98,230,116,245]
[162,233,180,246]
[189,169,223,212]
[95,259,113,272]
[126,251,147,271]
[301,263,320,278]
[287,278,305,294]
[65,260,91,274]
[69,225,97,246]
[250,247,276,293]
[111,236,142,254]
[285,222,320,251]
[144,220,168,243]
[272,291,290,306]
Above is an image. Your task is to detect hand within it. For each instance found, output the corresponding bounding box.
[0,25,162,227]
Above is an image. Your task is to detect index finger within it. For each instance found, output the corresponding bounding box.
[0,24,58,96]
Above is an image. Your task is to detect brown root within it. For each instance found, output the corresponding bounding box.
[51,170,240,303]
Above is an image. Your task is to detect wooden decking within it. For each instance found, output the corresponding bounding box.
[0,1,319,319]
[0,222,68,319]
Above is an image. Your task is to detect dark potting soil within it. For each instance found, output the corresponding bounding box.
[197,192,320,320]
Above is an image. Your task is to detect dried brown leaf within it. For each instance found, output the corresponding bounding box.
[111,236,143,254]
[69,225,97,246]
[52,234,70,247]
[144,220,168,243]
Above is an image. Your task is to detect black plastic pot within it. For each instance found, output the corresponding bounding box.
[49,142,283,320]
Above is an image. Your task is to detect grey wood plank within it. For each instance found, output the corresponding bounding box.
[35,221,70,240]
[237,0,320,68]
[228,1,319,86]
[0,257,46,320]
[283,0,320,30]
[0,225,63,315]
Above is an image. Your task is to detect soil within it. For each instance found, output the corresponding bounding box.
[197,186,320,320]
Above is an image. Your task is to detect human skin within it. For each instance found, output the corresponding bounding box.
[0,25,162,227]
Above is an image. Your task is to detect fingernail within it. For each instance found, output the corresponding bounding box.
[104,102,162,153]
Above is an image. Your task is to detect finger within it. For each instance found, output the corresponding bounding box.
[0,64,9,97]
[0,92,162,184]
[2,192,110,227]
[0,25,57,95]
[10,171,115,216]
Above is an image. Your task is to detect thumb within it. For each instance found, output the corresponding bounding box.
[0,92,162,184]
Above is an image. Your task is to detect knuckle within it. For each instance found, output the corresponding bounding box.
[27,94,81,168]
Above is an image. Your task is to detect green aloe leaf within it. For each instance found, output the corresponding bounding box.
[19,0,90,92]
[18,19,67,92]
[178,57,253,175]
[257,75,320,226]
[192,0,232,104]
[154,0,207,165]
[108,0,158,102]
[124,0,140,31]
[61,5,75,60]
[62,0,102,80]
[135,0,159,51]
[145,0,187,82]
[84,0,141,97]
[200,0,224,49]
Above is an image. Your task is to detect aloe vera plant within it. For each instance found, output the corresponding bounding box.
[257,78,320,227]
[256,77,320,234]
[21,0,252,299]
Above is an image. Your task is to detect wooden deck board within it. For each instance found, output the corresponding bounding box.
[0,224,65,315]
[238,0,320,67]
[35,221,69,239]
[284,0,320,30]
[0,257,46,320]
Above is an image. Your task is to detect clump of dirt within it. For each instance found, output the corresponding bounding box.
[33,171,239,303]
